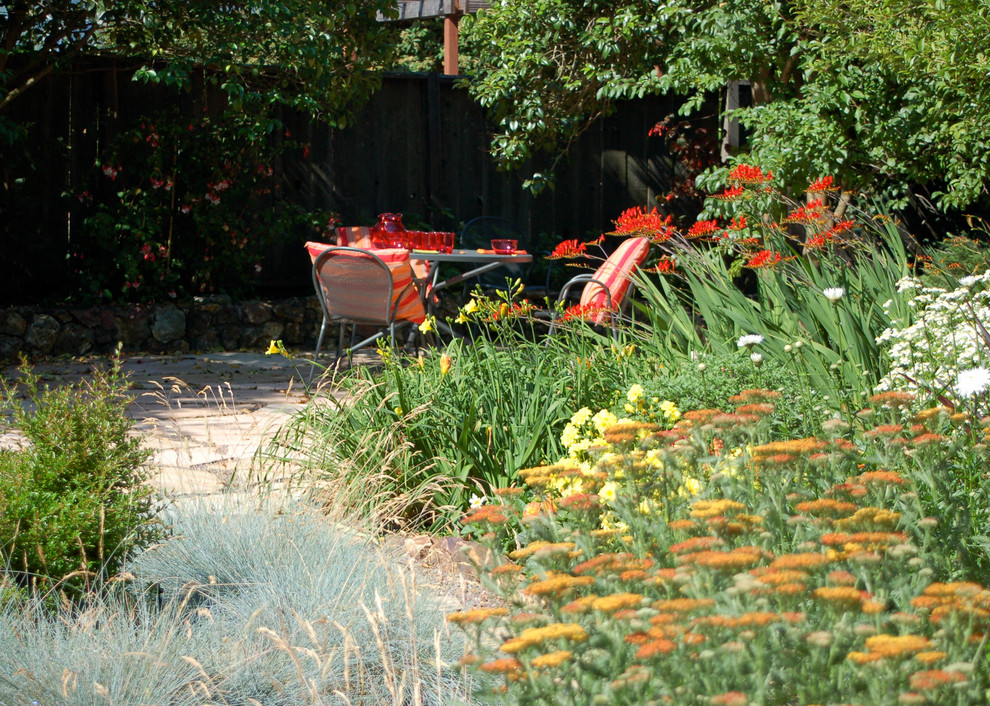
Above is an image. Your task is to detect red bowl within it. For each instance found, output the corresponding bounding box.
[491,239,518,254]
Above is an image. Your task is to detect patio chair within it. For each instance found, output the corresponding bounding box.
[548,236,651,337]
[305,242,426,381]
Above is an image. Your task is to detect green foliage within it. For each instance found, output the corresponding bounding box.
[261,306,643,530]
[637,351,836,437]
[383,18,485,76]
[69,108,335,302]
[631,172,915,410]
[0,358,164,593]
[463,0,990,212]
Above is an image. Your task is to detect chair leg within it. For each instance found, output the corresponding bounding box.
[309,318,328,385]
[337,322,347,369]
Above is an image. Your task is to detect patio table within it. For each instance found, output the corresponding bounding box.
[410,248,534,333]
[411,248,533,299]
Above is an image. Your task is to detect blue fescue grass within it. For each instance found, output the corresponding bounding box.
[0,495,476,705]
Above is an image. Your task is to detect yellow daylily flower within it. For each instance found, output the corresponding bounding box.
[265,339,288,357]
[418,315,436,334]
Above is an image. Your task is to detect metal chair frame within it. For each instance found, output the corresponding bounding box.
[309,246,417,382]
[457,216,555,298]
[547,258,647,340]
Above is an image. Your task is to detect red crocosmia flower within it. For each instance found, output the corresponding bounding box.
[645,257,677,274]
[686,219,720,239]
[745,250,784,269]
[805,234,828,249]
[728,164,773,185]
[613,206,673,239]
[713,185,746,200]
[736,237,762,247]
[549,239,587,259]
[807,176,839,192]
[826,220,855,237]
[783,200,827,225]
[728,215,747,231]
[561,302,609,322]
[586,234,605,247]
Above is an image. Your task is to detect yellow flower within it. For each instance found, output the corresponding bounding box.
[265,339,287,357]
[592,409,619,435]
[659,400,681,422]
[599,480,619,504]
[455,312,469,324]
[440,354,452,377]
[680,476,702,496]
[627,384,645,403]
[418,315,436,334]
[464,298,480,314]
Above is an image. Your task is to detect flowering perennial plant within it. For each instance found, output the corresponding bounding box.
[612,206,674,242]
[455,390,990,704]
[876,269,990,403]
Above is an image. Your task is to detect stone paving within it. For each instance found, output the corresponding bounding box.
[0,349,379,496]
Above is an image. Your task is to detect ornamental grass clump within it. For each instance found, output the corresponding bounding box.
[454,390,990,705]
[1,496,473,705]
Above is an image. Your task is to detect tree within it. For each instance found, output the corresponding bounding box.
[461,0,990,215]
[0,0,398,140]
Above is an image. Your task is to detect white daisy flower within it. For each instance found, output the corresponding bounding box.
[823,287,845,302]
[955,367,990,398]
[737,334,764,349]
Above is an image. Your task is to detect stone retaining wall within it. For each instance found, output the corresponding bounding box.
[0,296,324,361]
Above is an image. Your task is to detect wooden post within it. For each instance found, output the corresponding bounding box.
[443,9,461,75]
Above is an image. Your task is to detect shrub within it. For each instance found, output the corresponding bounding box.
[455,388,990,704]
[575,168,918,409]
[0,358,164,593]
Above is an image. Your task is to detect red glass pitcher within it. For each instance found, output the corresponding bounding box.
[370,213,407,249]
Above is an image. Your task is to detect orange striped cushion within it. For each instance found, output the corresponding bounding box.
[336,226,374,249]
[579,237,650,323]
[305,241,426,324]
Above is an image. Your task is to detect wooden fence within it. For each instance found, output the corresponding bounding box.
[0,58,714,303]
